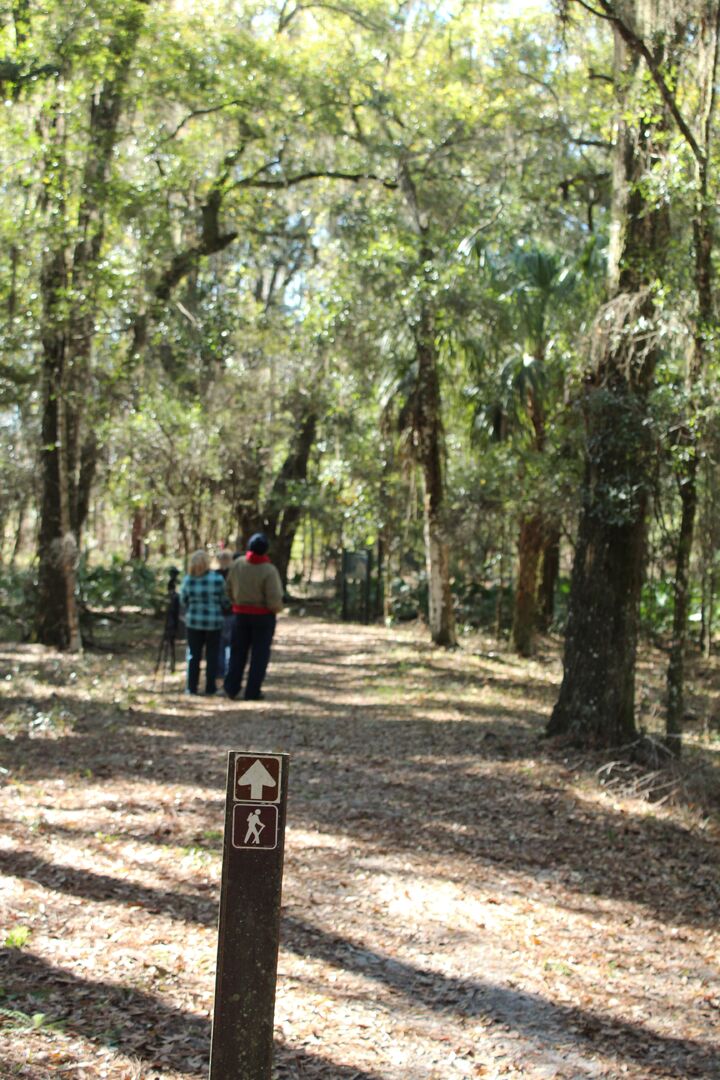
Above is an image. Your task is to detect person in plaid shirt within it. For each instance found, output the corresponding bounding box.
[180,550,228,695]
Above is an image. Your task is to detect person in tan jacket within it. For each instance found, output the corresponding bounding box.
[223,532,283,700]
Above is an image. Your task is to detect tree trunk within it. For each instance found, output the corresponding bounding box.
[263,411,317,587]
[309,516,317,582]
[701,560,716,658]
[11,498,27,564]
[232,444,267,553]
[36,314,81,651]
[34,6,146,648]
[548,425,650,746]
[36,245,75,649]
[572,0,719,752]
[700,460,718,657]
[396,158,456,648]
[512,514,544,656]
[664,74,717,747]
[415,304,456,647]
[666,454,698,750]
[235,503,261,555]
[178,512,190,559]
[131,509,145,561]
[75,431,98,545]
[272,503,303,588]
[57,390,81,651]
[375,536,384,619]
[537,526,560,631]
[549,12,668,746]
[495,525,509,641]
[512,380,548,654]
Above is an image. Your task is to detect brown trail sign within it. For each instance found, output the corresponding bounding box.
[209,751,289,1080]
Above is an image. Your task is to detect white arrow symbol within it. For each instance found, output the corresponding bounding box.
[238,760,277,800]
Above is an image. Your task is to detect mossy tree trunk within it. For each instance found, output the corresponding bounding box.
[549,5,670,746]
[665,24,719,749]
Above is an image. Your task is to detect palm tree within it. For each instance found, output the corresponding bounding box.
[473,247,575,655]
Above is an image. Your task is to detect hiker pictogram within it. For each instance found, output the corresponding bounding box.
[231,803,279,850]
[244,808,264,844]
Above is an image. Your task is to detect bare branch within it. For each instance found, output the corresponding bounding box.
[156,99,250,145]
[570,136,612,149]
[278,0,301,31]
[519,70,560,105]
[231,165,398,191]
[588,66,614,83]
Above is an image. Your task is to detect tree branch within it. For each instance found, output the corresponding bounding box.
[231,164,398,190]
[0,58,60,90]
[574,0,704,165]
[130,152,398,357]
[156,99,250,145]
[278,0,301,31]
[286,0,388,32]
[130,188,238,355]
[588,67,614,83]
[570,136,612,149]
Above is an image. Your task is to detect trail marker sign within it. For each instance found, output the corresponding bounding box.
[209,750,289,1080]
[234,754,282,802]
[232,803,279,850]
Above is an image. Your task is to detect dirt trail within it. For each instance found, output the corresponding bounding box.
[1,615,719,1079]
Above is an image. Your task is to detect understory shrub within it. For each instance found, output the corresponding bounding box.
[77,557,166,615]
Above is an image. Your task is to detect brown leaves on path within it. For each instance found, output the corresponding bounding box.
[1,616,719,1079]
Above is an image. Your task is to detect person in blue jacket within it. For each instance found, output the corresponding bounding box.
[180,549,228,695]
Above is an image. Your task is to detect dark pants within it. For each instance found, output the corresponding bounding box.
[215,614,234,680]
[186,627,221,695]
[224,613,276,700]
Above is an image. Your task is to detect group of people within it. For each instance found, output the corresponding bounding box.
[178,533,284,700]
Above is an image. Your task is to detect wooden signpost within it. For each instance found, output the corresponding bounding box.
[209,751,289,1080]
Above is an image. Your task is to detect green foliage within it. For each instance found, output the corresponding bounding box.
[385,570,519,633]
[0,566,36,641]
[640,577,676,637]
[387,576,425,623]
[0,559,165,638]
[451,575,514,633]
[1,0,714,666]
[0,1005,64,1033]
[77,558,164,614]
[639,576,708,640]
[3,926,31,949]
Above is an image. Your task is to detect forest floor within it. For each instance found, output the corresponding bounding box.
[1,611,719,1080]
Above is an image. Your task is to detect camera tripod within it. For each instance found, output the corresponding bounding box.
[153,628,177,690]
[153,568,182,691]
